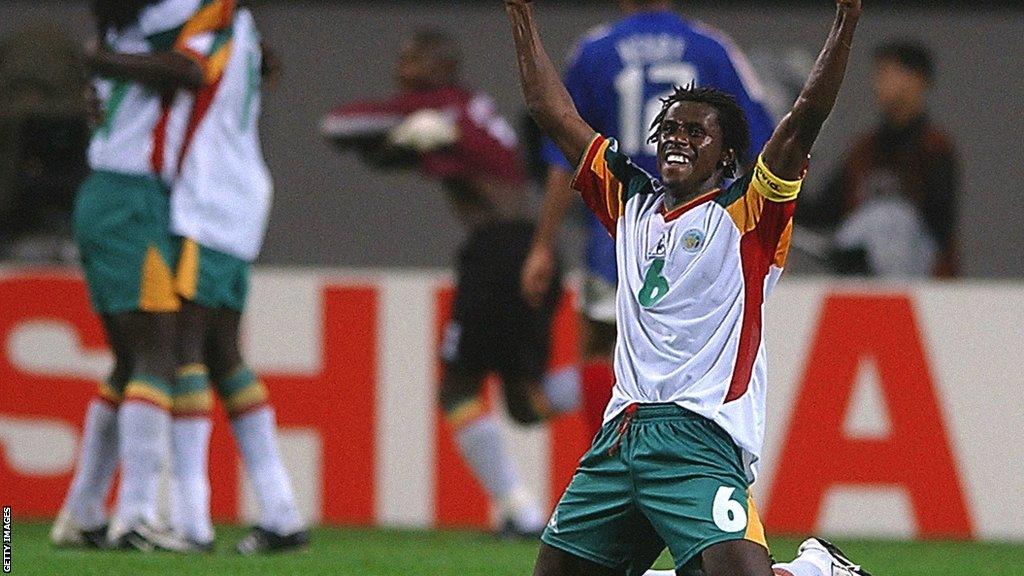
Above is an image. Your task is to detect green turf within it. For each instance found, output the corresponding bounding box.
[10,522,1024,575]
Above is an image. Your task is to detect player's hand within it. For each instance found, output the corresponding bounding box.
[84,85,104,130]
[521,244,556,308]
[82,38,104,69]
[260,42,282,86]
[837,0,861,15]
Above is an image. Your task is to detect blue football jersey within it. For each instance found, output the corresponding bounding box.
[541,9,775,284]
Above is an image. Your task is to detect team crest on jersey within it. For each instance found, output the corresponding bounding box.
[681,228,705,253]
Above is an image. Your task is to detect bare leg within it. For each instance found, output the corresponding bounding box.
[107,310,177,535]
[534,543,625,576]
[53,314,133,536]
[207,308,305,542]
[203,307,243,383]
[169,300,215,545]
[699,539,774,576]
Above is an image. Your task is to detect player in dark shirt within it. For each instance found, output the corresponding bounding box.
[323,29,578,537]
[796,41,960,277]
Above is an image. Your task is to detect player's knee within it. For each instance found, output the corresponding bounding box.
[207,350,241,383]
[177,327,206,366]
[506,394,544,425]
[438,370,486,420]
[109,355,133,387]
[438,386,481,424]
[205,335,241,383]
[437,387,462,416]
[135,351,177,384]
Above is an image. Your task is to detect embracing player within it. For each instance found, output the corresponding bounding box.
[504,0,870,574]
[165,6,309,553]
[51,0,224,552]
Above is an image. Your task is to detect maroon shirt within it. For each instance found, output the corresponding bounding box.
[324,86,525,186]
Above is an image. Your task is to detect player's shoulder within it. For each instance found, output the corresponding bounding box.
[601,137,660,190]
[714,170,756,207]
[445,85,493,112]
[579,22,615,47]
[138,0,202,37]
[465,90,499,122]
[921,124,958,155]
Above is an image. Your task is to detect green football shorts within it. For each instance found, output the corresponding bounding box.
[542,403,768,573]
[173,237,251,311]
[73,170,179,315]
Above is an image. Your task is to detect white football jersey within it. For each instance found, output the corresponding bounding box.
[87,0,201,176]
[573,135,801,482]
[168,8,272,262]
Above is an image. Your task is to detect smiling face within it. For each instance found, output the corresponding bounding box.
[655,101,733,198]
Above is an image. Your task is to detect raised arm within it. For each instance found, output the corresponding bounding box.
[504,0,595,167]
[761,0,861,179]
[86,47,204,91]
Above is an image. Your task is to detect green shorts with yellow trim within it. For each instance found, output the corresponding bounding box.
[173,237,251,311]
[73,170,179,315]
[541,403,767,574]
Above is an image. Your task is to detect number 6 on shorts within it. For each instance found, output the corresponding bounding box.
[712,486,748,532]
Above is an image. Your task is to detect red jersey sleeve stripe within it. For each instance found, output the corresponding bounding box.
[724,194,796,404]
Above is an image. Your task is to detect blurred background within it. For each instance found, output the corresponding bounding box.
[1,0,1022,276]
[1,1,1023,574]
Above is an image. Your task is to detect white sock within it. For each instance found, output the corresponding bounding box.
[63,399,118,529]
[114,401,171,527]
[643,555,830,576]
[541,366,580,413]
[455,414,544,531]
[500,485,545,533]
[232,407,303,534]
[170,417,213,543]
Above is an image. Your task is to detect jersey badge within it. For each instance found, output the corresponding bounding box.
[681,228,705,253]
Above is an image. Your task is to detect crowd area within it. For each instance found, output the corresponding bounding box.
[0,2,966,280]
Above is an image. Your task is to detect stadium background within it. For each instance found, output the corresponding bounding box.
[1,0,1022,276]
[1,0,1023,574]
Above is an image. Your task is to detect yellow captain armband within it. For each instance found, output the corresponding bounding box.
[752,154,803,202]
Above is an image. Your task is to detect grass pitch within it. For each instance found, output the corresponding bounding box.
[10,522,1024,575]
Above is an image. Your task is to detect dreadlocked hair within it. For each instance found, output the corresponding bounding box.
[647,83,750,178]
